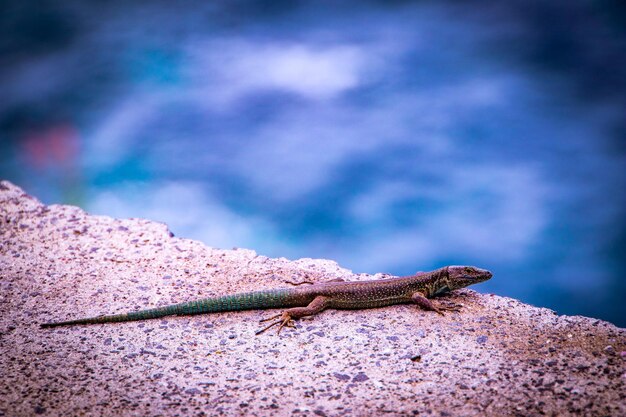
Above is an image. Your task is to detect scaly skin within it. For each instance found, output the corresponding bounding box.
[40,265,492,334]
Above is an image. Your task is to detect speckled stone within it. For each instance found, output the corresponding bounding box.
[0,180,624,416]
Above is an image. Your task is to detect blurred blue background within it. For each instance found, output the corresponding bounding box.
[1,1,625,326]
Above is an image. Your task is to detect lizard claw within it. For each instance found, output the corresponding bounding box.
[432,303,462,315]
[429,302,462,316]
[259,314,281,323]
[256,312,295,335]
[284,280,315,286]
[439,302,462,313]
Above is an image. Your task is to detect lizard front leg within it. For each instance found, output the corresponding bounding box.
[411,292,461,316]
[256,295,330,335]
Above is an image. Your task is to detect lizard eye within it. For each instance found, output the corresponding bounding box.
[464,267,473,273]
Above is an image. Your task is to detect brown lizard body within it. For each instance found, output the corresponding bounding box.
[41,265,492,334]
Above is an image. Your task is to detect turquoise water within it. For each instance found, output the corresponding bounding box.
[1,1,625,326]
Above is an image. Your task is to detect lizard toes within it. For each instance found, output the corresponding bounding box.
[259,313,281,323]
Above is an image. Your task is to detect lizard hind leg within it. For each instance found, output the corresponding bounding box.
[284,277,345,286]
[255,295,330,335]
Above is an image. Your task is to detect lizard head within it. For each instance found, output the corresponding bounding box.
[446,265,492,290]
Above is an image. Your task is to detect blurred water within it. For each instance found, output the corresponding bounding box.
[1,1,625,326]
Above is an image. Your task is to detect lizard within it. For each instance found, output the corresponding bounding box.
[40,265,492,334]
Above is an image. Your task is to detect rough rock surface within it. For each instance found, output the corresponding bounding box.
[0,180,624,417]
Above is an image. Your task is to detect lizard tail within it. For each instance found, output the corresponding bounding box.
[40,288,295,328]
[40,303,182,328]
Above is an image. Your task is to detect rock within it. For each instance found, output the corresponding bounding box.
[0,180,624,416]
